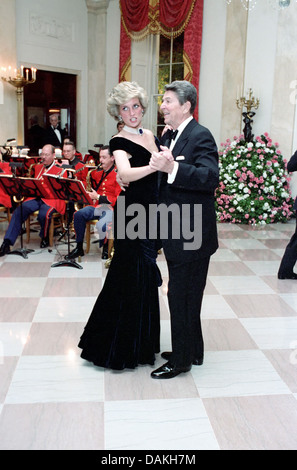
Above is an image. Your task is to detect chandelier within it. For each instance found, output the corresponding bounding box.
[226,0,296,10]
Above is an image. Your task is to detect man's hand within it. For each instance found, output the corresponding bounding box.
[149,147,175,174]
[87,188,99,201]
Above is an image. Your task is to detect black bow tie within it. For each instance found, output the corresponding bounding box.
[169,129,178,141]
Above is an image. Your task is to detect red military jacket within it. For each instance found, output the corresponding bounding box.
[0,162,12,207]
[31,162,66,215]
[88,166,121,207]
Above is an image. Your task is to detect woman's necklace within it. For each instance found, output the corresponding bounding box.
[123,125,144,136]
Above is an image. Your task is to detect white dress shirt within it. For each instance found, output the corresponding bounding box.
[167,116,193,184]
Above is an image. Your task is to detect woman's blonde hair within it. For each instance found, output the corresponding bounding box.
[107,81,148,121]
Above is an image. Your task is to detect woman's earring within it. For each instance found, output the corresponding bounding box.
[118,115,123,122]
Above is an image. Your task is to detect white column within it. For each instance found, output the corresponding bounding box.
[85,0,110,148]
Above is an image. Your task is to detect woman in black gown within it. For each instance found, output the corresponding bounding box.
[78,82,161,370]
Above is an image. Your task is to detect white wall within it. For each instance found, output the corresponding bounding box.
[244,2,278,140]
[15,0,88,152]
[105,0,121,143]
[199,0,226,146]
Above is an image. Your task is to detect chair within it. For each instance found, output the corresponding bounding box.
[0,206,11,223]
[85,219,114,256]
[26,211,64,247]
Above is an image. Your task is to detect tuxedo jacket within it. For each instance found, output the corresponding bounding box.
[159,118,219,263]
[287,150,297,210]
[43,126,65,148]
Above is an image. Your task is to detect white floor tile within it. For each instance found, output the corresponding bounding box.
[5,356,104,404]
[33,297,97,322]
[0,323,32,356]
[192,350,291,398]
[209,275,275,295]
[105,398,220,450]
[0,278,47,297]
[243,260,281,276]
[240,317,297,349]
[201,295,237,319]
[220,238,268,250]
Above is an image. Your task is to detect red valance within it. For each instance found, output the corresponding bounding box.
[120,0,197,39]
[119,0,150,34]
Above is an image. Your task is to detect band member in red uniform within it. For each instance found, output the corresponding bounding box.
[65,145,121,260]
[61,141,87,182]
[0,144,66,256]
[0,156,13,209]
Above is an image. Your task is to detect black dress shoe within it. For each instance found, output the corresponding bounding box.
[65,246,84,260]
[101,244,108,260]
[151,362,191,379]
[278,272,297,280]
[40,238,49,248]
[161,351,203,366]
[0,240,11,257]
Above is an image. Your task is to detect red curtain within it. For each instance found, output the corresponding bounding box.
[120,0,197,38]
[159,0,196,34]
[184,0,204,120]
[119,0,203,120]
[120,0,150,33]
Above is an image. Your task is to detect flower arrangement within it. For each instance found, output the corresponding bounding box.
[216,133,294,224]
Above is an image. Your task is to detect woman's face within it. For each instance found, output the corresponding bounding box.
[119,98,143,128]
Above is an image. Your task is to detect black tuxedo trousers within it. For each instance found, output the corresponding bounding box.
[166,256,210,368]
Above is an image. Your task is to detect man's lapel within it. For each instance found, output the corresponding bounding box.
[172,119,197,158]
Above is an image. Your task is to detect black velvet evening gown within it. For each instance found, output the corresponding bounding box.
[78,137,161,370]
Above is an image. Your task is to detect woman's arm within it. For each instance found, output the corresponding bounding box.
[113,149,155,183]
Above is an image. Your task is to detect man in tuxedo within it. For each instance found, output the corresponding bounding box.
[43,113,65,148]
[278,150,297,279]
[149,80,219,379]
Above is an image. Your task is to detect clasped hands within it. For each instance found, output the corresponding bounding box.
[149,145,175,174]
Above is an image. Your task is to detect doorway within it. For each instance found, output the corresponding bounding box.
[24,69,77,148]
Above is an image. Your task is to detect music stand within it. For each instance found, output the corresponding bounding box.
[43,174,93,269]
[0,174,50,258]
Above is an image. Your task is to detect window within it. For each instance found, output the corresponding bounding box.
[154,33,184,139]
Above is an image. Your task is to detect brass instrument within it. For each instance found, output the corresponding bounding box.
[26,163,36,177]
[86,168,96,191]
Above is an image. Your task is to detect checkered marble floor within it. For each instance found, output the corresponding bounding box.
[0,219,297,450]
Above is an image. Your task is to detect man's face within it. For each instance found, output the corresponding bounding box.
[40,145,54,166]
[160,90,189,130]
[50,115,59,128]
[99,149,114,171]
[63,144,76,161]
